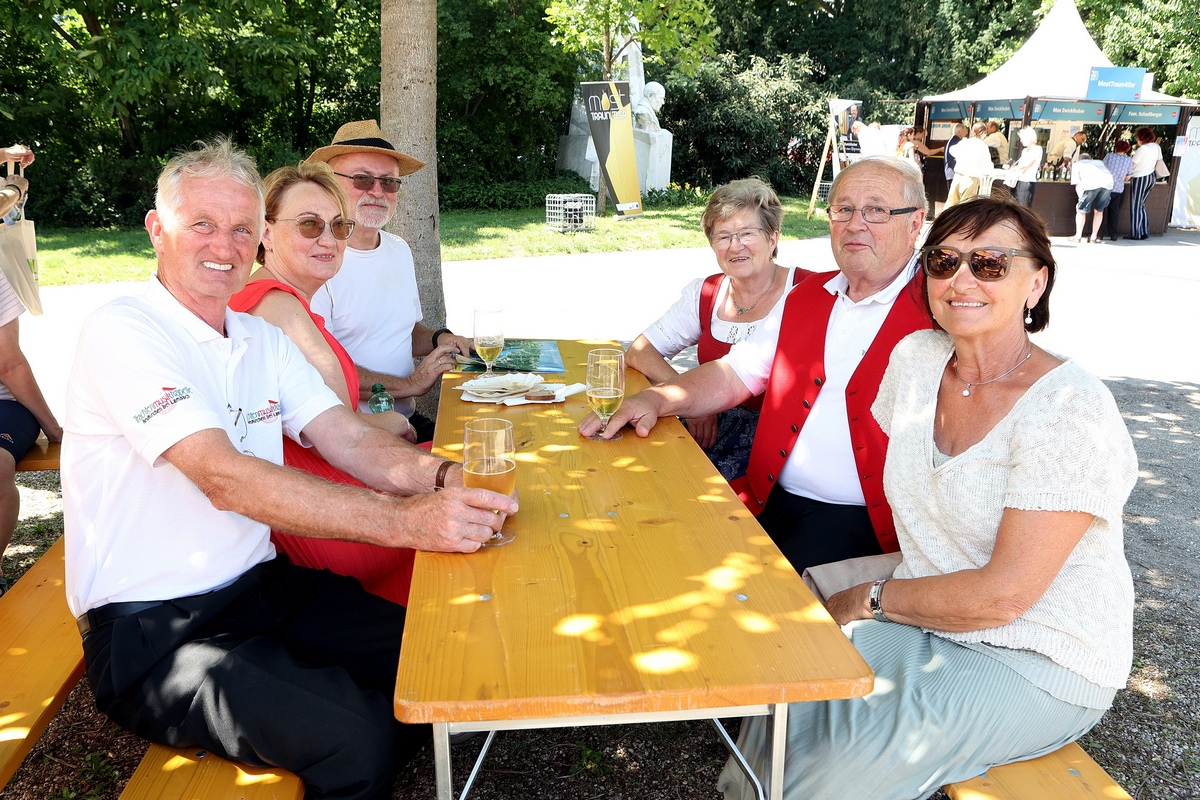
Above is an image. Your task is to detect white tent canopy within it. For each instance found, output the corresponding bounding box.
[923,0,1192,106]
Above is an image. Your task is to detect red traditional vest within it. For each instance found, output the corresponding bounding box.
[728,270,931,553]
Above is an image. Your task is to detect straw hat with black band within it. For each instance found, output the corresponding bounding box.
[305,120,426,177]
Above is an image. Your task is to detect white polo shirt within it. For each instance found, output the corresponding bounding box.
[62,277,341,616]
[726,256,919,505]
[310,231,423,416]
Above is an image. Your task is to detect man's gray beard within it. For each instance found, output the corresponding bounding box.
[356,196,395,230]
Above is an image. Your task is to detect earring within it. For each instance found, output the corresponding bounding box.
[1024,305,1033,326]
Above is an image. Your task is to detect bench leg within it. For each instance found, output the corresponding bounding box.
[767,703,788,800]
[433,723,453,800]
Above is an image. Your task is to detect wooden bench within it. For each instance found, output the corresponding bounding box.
[0,537,85,788]
[0,532,302,797]
[944,741,1132,799]
[15,437,59,472]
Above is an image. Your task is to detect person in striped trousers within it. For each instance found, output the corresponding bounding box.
[1125,127,1162,241]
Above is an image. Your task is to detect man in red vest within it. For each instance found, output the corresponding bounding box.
[580,156,932,573]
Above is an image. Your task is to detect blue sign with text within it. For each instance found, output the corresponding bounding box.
[973,100,1021,118]
[1086,67,1146,102]
[929,102,966,120]
[1032,101,1106,121]
[1113,105,1181,125]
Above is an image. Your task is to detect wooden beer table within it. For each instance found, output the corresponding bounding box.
[394,340,874,800]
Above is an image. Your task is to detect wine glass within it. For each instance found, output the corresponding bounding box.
[462,418,517,546]
[586,348,625,441]
[473,309,505,375]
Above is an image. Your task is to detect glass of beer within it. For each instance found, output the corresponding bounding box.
[462,418,517,546]
[586,348,625,441]
[473,309,505,374]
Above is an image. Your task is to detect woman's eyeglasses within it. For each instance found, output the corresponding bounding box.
[333,172,401,193]
[268,217,356,240]
[712,227,767,248]
[920,246,1038,281]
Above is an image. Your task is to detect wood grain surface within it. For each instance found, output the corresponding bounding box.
[395,340,873,724]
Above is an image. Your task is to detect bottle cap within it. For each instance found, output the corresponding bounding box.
[371,384,385,393]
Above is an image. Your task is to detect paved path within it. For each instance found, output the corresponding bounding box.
[18,227,1200,419]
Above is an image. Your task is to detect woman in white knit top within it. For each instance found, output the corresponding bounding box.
[720,198,1137,800]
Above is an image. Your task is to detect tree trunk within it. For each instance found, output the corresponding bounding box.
[380,0,443,420]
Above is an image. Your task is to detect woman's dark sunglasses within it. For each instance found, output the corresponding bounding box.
[333,172,401,193]
[920,246,1037,281]
[268,217,356,240]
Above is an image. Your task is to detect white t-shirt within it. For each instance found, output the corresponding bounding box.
[63,277,341,615]
[641,267,799,359]
[1014,144,1043,182]
[1129,141,1162,178]
[950,137,993,179]
[0,270,25,402]
[1071,159,1114,193]
[310,231,423,416]
[726,257,919,505]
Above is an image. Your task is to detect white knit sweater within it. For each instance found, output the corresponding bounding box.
[872,331,1138,690]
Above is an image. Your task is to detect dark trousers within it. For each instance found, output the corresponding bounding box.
[82,558,421,800]
[756,487,883,575]
[1014,180,1036,208]
[1104,191,1125,240]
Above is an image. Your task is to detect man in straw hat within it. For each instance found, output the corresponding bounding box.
[306,120,471,441]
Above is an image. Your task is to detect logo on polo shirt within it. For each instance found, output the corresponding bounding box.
[133,386,193,424]
[245,399,281,425]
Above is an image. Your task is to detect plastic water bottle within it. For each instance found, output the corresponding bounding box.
[368,384,394,413]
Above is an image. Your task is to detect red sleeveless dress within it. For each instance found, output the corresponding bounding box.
[229,279,415,605]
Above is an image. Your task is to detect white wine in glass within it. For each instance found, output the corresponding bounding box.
[462,417,517,546]
[473,309,505,374]
[586,348,625,441]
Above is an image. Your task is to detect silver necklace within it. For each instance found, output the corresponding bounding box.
[952,343,1032,397]
[731,272,777,316]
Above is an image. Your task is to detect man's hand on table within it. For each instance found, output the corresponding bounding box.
[578,391,663,440]
[398,487,518,553]
[439,334,473,357]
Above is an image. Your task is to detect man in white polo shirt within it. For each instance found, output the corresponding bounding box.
[580,157,932,573]
[62,139,515,800]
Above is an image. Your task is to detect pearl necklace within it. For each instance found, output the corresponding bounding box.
[731,271,778,316]
[952,343,1033,397]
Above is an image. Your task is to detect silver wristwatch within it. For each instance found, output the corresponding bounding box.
[868,579,889,623]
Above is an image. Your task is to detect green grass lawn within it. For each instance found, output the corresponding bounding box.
[35,197,829,285]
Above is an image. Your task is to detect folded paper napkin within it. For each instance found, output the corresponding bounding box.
[456,373,544,403]
[501,383,585,406]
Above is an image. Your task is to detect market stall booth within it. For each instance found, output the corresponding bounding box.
[914,0,1197,236]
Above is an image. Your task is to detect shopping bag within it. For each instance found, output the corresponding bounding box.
[1154,158,1170,179]
[0,209,42,316]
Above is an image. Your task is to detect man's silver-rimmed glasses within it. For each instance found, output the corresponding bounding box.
[827,205,919,224]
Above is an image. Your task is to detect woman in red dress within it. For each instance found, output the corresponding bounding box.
[229,163,418,604]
